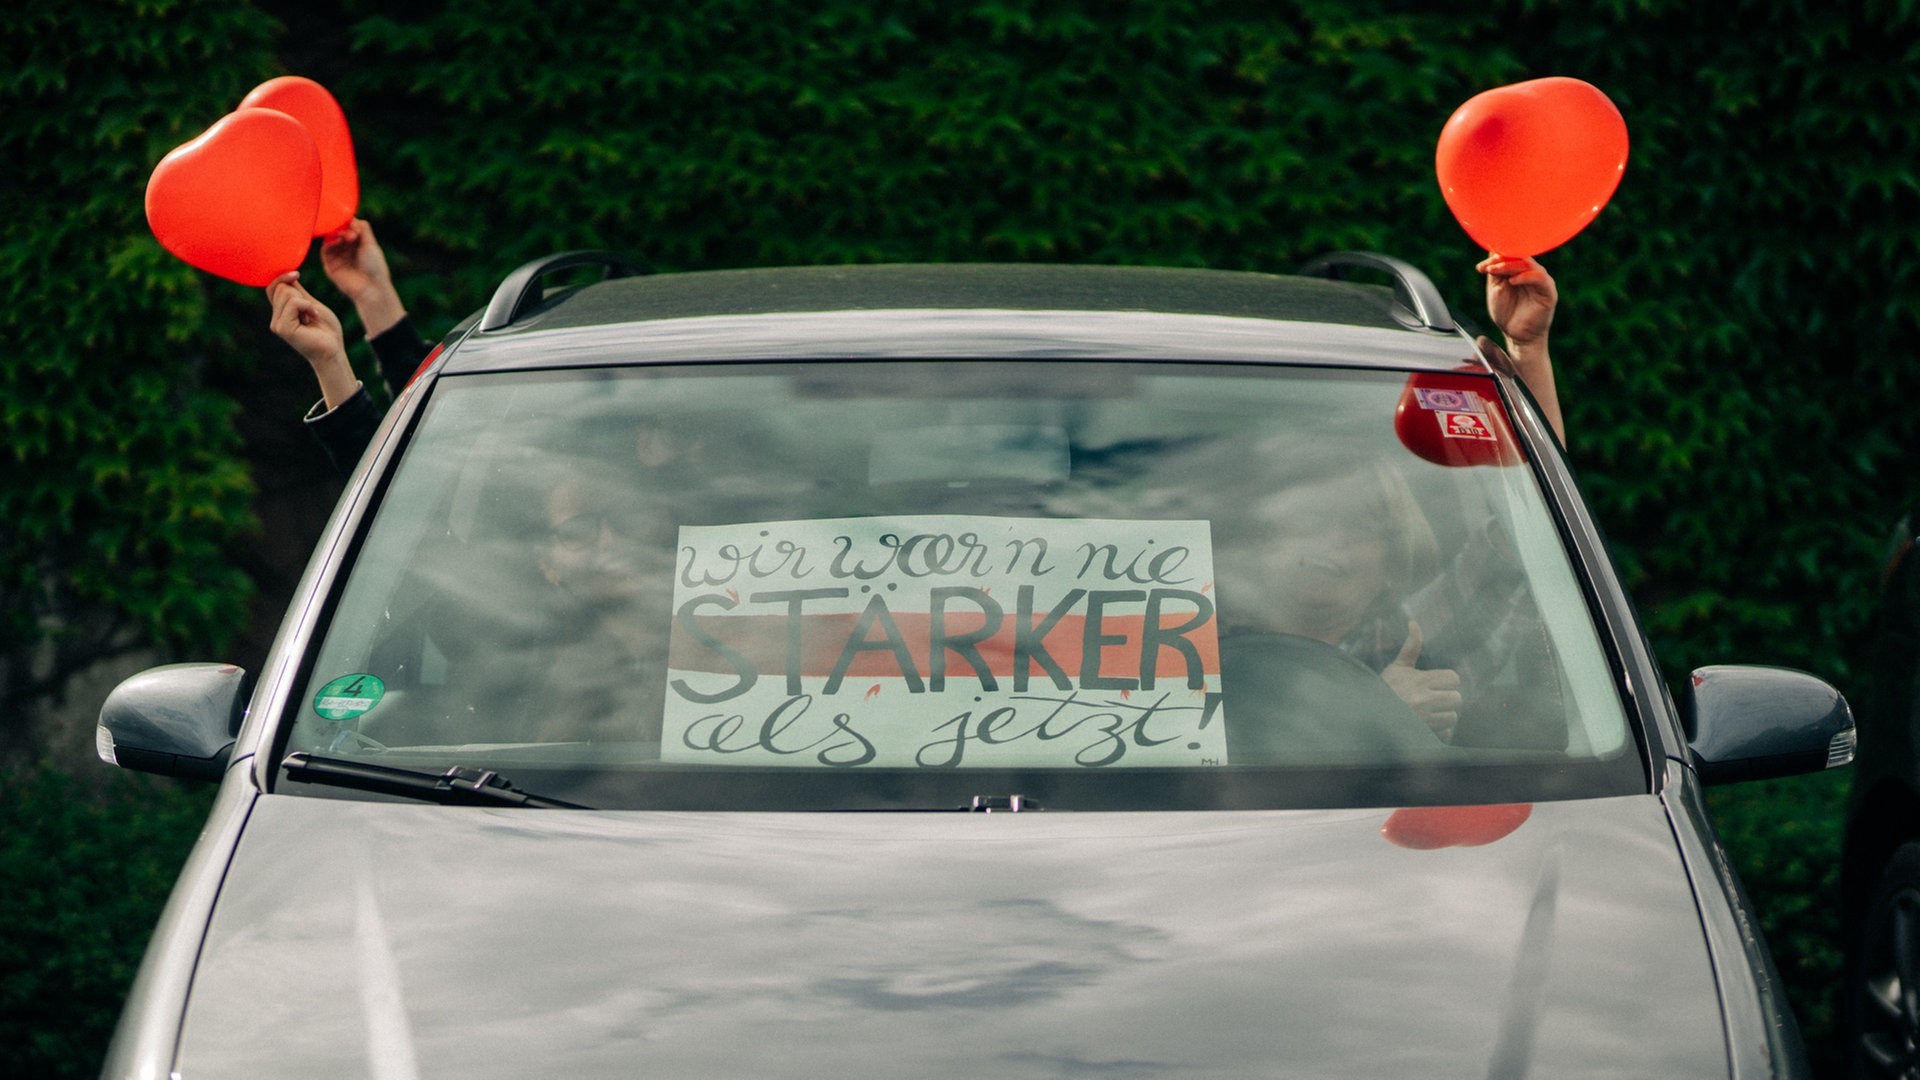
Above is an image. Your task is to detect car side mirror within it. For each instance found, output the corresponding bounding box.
[96,663,249,781]
[1683,665,1856,785]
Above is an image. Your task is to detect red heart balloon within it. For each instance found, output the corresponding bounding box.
[1435,77,1628,257]
[239,76,359,236]
[145,109,321,287]
[1393,371,1525,468]
[1382,804,1533,850]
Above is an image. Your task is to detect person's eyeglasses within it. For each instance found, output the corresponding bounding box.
[547,510,651,551]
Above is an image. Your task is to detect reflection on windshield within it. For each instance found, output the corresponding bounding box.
[285,362,1637,808]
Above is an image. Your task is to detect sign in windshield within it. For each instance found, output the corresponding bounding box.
[668,516,1225,768]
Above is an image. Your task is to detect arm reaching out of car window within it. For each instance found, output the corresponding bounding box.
[320,218,407,339]
[320,219,432,396]
[267,271,358,411]
[268,220,436,478]
[1477,255,1564,444]
[266,271,382,478]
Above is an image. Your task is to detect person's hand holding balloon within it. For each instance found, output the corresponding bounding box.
[1433,77,1617,446]
[267,272,359,411]
[320,219,408,338]
[1479,255,1556,351]
[1475,255,1563,442]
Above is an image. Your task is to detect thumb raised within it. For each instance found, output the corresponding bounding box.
[1391,620,1423,668]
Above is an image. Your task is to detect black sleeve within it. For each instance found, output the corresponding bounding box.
[303,386,383,480]
[367,316,433,398]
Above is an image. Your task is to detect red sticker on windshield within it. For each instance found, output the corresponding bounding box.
[1439,412,1497,441]
[1395,373,1524,467]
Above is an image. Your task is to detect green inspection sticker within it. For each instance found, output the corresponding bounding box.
[313,674,386,721]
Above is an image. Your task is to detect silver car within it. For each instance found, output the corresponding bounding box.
[99,254,1853,1078]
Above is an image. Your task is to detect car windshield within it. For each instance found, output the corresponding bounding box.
[281,359,1641,809]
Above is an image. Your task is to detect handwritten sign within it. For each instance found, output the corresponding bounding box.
[665,515,1227,768]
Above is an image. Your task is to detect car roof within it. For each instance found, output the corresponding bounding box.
[437,260,1490,376]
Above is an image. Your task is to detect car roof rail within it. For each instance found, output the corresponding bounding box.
[480,251,653,331]
[1295,251,1456,333]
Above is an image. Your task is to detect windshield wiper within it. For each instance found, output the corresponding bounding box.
[281,752,591,809]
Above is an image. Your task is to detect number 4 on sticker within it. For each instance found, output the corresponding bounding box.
[312,673,386,721]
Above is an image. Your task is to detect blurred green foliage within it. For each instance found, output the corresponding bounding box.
[5,0,1915,1076]
[1708,771,1852,1074]
[0,1,272,721]
[0,769,215,1080]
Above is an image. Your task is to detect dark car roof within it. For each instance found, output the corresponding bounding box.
[437,262,1487,375]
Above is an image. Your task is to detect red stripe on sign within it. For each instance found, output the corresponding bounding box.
[668,607,1219,686]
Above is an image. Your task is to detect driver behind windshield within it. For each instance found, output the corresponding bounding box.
[1192,439,1567,761]
[1212,454,1463,741]
[410,423,715,752]
[527,462,679,745]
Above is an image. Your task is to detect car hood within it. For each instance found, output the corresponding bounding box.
[174,794,1726,1078]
